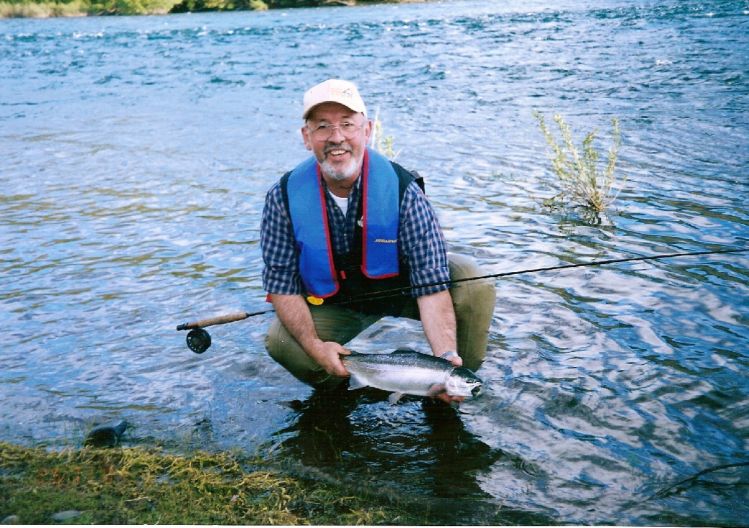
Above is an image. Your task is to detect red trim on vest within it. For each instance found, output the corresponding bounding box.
[361,149,371,277]
[315,164,340,298]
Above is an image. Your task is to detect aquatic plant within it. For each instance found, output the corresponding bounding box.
[534,111,623,215]
[369,109,400,160]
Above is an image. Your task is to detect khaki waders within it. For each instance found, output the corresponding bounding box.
[265,253,496,389]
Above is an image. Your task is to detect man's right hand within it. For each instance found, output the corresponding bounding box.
[269,294,351,378]
[308,339,351,378]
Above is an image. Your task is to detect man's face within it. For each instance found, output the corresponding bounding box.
[302,102,372,182]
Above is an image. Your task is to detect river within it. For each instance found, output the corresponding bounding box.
[1,0,748,524]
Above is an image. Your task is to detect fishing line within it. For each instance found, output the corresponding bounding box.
[177,246,748,353]
[647,460,749,501]
[350,246,749,304]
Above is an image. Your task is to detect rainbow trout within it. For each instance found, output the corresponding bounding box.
[342,349,483,404]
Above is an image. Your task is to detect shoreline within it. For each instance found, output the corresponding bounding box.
[0,440,437,525]
[0,0,428,19]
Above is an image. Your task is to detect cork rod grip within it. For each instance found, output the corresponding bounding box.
[176,311,250,331]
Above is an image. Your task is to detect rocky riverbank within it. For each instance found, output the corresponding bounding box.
[0,0,426,18]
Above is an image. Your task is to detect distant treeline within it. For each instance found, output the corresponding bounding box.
[0,0,410,17]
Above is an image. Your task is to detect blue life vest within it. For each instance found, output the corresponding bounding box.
[285,148,401,298]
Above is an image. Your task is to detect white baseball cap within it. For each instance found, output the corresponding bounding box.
[302,79,367,119]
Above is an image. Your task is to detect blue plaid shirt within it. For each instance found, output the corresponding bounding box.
[261,169,450,299]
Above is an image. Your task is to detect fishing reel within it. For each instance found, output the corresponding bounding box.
[176,311,261,355]
[185,328,212,354]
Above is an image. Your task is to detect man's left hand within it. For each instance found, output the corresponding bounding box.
[430,351,465,405]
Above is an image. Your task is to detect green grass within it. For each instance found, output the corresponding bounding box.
[0,441,425,524]
[534,111,624,216]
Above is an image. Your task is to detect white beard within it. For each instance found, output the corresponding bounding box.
[320,151,363,181]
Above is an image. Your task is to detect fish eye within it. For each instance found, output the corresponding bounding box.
[471,385,482,397]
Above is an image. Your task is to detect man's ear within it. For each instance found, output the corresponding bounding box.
[301,125,313,151]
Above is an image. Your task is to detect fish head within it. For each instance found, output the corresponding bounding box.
[446,367,484,398]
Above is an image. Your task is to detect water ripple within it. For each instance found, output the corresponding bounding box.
[1,1,748,525]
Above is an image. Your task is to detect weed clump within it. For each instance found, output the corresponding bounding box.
[369,110,400,159]
[534,111,624,216]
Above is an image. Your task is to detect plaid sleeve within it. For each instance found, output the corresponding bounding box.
[260,182,304,295]
[399,181,451,297]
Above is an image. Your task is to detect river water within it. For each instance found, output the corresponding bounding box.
[1,0,748,524]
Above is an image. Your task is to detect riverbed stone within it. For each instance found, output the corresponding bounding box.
[51,510,82,522]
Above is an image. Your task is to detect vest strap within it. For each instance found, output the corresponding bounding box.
[361,148,400,279]
[286,157,339,298]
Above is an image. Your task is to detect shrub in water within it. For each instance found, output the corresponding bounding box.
[534,111,623,215]
[369,110,399,160]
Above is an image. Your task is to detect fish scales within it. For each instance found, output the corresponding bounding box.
[342,349,483,402]
[345,354,451,395]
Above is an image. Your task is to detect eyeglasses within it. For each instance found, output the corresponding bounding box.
[307,121,363,141]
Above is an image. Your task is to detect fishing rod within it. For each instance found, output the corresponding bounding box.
[176,246,748,353]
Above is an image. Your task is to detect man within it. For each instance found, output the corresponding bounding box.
[261,79,495,404]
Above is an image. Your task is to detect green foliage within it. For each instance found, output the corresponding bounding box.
[534,111,624,215]
[169,0,268,12]
[0,0,88,17]
[0,0,183,15]
[0,0,271,16]
[0,0,384,15]
[369,110,400,159]
[90,0,182,14]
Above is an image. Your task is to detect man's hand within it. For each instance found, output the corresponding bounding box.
[430,352,465,405]
[308,339,351,378]
[269,294,351,378]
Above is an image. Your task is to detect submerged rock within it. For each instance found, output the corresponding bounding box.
[84,420,128,448]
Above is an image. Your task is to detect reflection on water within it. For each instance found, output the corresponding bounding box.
[271,387,544,525]
[1,0,748,524]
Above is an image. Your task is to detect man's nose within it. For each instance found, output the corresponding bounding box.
[328,125,346,142]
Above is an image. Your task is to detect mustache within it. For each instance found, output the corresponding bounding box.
[323,143,352,155]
